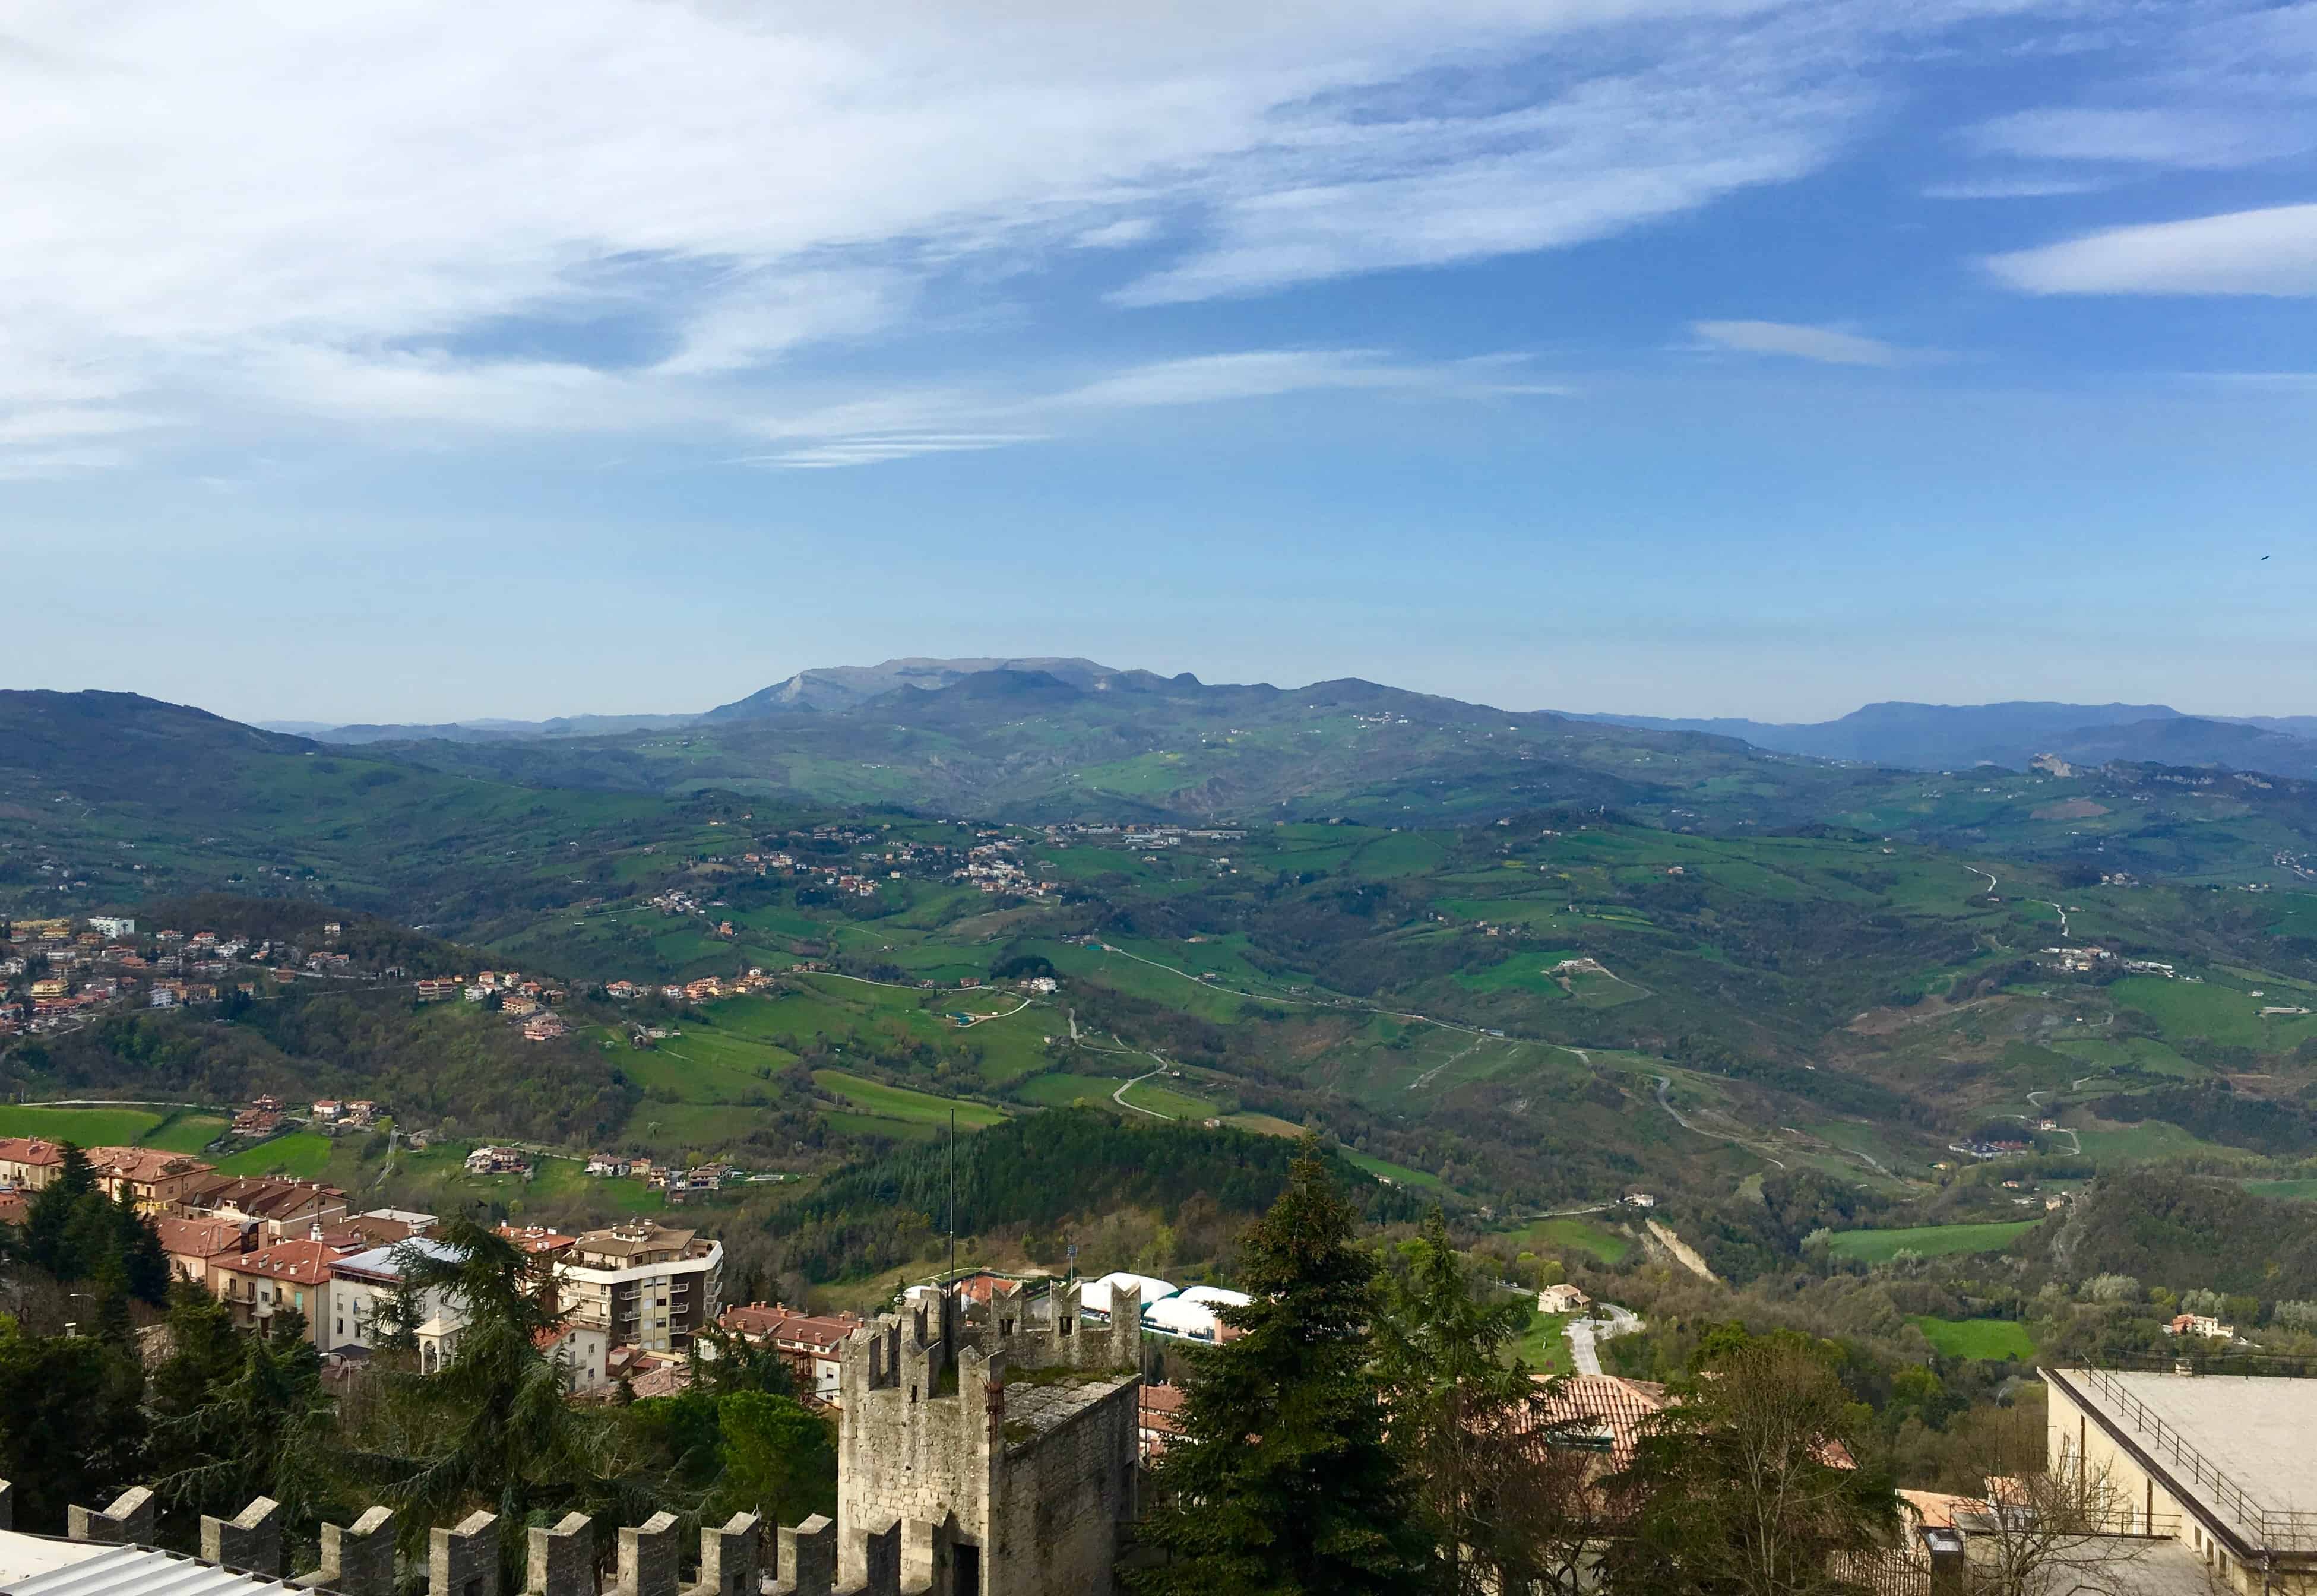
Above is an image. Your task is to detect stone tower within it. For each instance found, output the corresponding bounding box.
[835,1281,1143,1596]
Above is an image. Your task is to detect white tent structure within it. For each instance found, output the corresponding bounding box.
[1077,1271,1177,1322]
[1145,1285,1253,1342]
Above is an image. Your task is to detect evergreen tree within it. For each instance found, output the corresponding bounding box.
[341,1217,622,1562]
[1132,1144,1427,1596]
[153,1328,338,1540]
[0,1315,147,1532]
[1372,1210,1537,1595]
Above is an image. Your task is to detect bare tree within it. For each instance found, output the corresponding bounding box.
[1947,1435,2158,1596]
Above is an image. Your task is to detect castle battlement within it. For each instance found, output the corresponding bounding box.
[835,1282,1142,1595]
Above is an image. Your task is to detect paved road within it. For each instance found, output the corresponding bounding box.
[1964,865,1999,900]
[2029,898,2070,937]
[1566,1304,1642,1376]
[1113,1068,1174,1119]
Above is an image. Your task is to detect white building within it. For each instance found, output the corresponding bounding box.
[85,916,135,940]
[2043,1366,2317,1594]
[324,1239,467,1356]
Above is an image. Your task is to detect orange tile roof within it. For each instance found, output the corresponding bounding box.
[87,1146,214,1184]
[157,1217,246,1259]
[217,1238,340,1285]
[0,1136,64,1167]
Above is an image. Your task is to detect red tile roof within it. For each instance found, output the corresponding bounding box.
[157,1217,247,1259]
[87,1146,213,1185]
[0,1136,63,1168]
[217,1238,341,1285]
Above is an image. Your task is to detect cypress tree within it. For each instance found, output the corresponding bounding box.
[1132,1144,1427,1596]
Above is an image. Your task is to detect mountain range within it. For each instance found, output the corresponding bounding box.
[255,658,2317,781]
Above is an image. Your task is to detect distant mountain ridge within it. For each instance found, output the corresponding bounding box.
[1571,699,2317,777]
[249,660,2315,783]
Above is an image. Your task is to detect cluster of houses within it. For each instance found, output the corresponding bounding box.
[0,1136,731,1391]
[0,916,410,1037]
[410,969,575,1041]
[2037,943,2182,979]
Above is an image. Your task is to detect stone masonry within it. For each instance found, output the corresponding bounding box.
[836,1280,1143,1596]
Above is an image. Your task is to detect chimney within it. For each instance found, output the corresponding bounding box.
[202,1496,283,1575]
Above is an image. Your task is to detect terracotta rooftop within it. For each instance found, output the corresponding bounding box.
[720,1303,863,1352]
[219,1238,341,1285]
[87,1146,213,1184]
[0,1136,64,1167]
[156,1217,248,1259]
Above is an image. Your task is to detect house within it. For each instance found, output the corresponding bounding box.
[521,1011,567,1042]
[559,1222,724,1353]
[182,1175,352,1240]
[2164,1313,2235,1341]
[1139,1381,1188,1459]
[464,1146,533,1178]
[537,1318,612,1394]
[154,1215,251,1285]
[1623,1191,1658,1209]
[496,1223,577,1262]
[683,977,722,1003]
[717,1302,865,1398]
[327,1237,469,1357]
[311,1100,344,1122]
[211,1238,342,1346]
[605,980,641,1001]
[1538,1282,1593,1315]
[585,1154,626,1177]
[0,1136,65,1192]
[499,995,539,1018]
[86,1147,215,1214]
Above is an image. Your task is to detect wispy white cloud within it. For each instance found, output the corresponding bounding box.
[0,0,2268,480]
[1691,320,1937,366]
[742,348,1563,468]
[1920,175,2114,199]
[1985,204,2317,295]
[1963,107,2314,169]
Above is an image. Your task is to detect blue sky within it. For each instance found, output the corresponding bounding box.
[3,0,2314,723]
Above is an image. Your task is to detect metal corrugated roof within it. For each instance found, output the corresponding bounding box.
[2,1544,293,1596]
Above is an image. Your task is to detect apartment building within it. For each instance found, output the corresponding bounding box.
[556,1222,722,1353]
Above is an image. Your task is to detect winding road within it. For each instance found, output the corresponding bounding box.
[1113,1068,1175,1119]
[1964,865,2000,900]
[1654,1075,1787,1169]
[2029,899,2070,938]
[1566,1304,1644,1375]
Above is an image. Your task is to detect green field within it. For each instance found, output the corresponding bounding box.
[1506,1215,1636,1266]
[2242,1178,2317,1201]
[1116,1079,1220,1120]
[1826,1220,2041,1262]
[0,1104,228,1155]
[1341,1149,1444,1190]
[1009,1074,1131,1108]
[214,1132,335,1178]
[1908,1315,2037,1360]
[1509,1308,1575,1375]
[811,1071,1008,1129]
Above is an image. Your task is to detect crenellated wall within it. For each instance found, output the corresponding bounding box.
[835,1281,1141,1595]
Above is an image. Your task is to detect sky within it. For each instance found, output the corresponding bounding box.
[3,0,2315,724]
